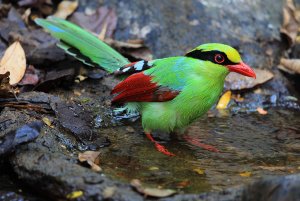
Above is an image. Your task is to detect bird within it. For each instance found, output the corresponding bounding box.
[35,17,256,156]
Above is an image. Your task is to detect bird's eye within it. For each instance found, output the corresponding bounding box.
[214,54,225,64]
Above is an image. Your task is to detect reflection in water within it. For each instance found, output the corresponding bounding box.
[100,109,300,193]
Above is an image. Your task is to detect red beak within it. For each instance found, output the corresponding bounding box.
[226,62,256,78]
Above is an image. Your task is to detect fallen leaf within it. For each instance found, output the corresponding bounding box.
[34,67,76,91]
[148,166,159,171]
[0,41,26,85]
[257,107,268,115]
[73,90,82,96]
[75,74,88,83]
[0,4,11,19]
[22,8,31,25]
[53,0,78,20]
[105,39,153,61]
[280,0,300,47]
[193,168,205,175]
[78,151,102,172]
[279,58,300,74]
[239,171,252,177]
[98,20,108,40]
[231,94,244,102]
[131,179,176,198]
[126,126,135,133]
[42,117,54,128]
[257,166,289,171]
[254,88,262,94]
[8,7,26,29]
[225,69,273,90]
[18,65,40,85]
[70,6,117,38]
[216,91,231,109]
[103,187,116,199]
[176,180,190,188]
[66,190,83,199]
[18,0,53,15]
[0,72,16,98]
[106,39,145,49]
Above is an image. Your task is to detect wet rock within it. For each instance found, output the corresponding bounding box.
[160,187,243,201]
[242,174,300,201]
[160,174,300,201]
[0,91,141,200]
[16,91,108,146]
[0,121,42,156]
[51,99,95,141]
[9,129,143,201]
[0,191,40,201]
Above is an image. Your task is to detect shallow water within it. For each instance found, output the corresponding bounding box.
[100,108,300,193]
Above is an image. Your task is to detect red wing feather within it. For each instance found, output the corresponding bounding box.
[111,72,180,104]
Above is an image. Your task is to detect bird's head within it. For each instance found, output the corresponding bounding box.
[186,43,256,78]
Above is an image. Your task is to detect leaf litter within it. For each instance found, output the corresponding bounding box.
[78,151,102,172]
[0,41,26,85]
[131,179,176,198]
[53,0,78,20]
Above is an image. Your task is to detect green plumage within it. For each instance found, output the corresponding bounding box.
[127,56,229,133]
[35,18,254,139]
[35,17,129,73]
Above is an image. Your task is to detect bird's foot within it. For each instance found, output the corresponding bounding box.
[154,142,175,156]
[145,133,175,156]
[183,135,220,153]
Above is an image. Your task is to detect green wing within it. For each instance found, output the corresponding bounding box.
[144,57,200,90]
[35,17,130,73]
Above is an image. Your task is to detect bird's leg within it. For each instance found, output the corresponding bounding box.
[183,134,220,153]
[145,133,175,156]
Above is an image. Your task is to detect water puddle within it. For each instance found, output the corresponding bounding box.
[100,108,300,193]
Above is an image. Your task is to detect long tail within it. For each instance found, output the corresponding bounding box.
[35,17,130,73]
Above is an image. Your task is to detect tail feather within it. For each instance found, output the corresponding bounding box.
[35,17,130,73]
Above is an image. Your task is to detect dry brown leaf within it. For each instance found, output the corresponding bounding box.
[42,117,54,128]
[98,20,108,40]
[22,8,31,25]
[131,179,176,198]
[193,168,205,175]
[231,94,244,102]
[257,107,268,115]
[18,65,40,86]
[78,151,102,172]
[0,72,16,98]
[280,0,300,47]
[105,39,144,49]
[103,187,116,199]
[176,180,190,188]
[279,58,300,74]
[0,41,26,85]
[225,69,273,90]
[66,191,83,199]
[239,171,252,177]
[148,166,159,171]
[258,166,289,171]
[70,6,117,38]
[105,39,153,61]
[216,91,231,109]
[53,0,78,19]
